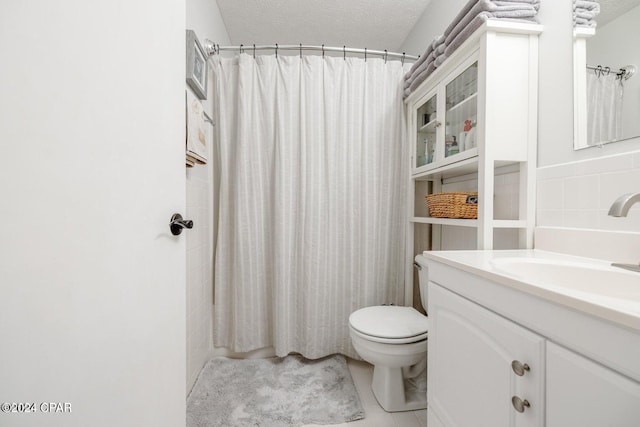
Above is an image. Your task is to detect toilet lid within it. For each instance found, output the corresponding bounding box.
[349,306,429,339]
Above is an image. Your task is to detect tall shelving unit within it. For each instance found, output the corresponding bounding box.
[404,21,543,306]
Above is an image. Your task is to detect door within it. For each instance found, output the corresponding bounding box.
[428,283,545,427]
[0,2,186,427]
[547,342,640,427]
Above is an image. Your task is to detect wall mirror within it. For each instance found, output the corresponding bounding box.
[573,0,640,150]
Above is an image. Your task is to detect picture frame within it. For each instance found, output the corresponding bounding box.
[186,29,208,100]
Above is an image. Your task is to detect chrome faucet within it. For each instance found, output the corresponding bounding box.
[608,192,640,217]
[608,192,640,273]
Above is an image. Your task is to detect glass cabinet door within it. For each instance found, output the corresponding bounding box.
[416,94,438,168]
[445,62,478,158]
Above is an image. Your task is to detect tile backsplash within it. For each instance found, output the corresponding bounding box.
[537,149,640,232]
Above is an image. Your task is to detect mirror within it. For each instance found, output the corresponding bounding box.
[573,0,640,150]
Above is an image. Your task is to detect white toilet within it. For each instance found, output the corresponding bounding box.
[348,254,430,412]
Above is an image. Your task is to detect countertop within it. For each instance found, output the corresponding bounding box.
[421,249,640,332]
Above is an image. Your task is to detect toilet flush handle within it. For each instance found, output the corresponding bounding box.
[413,261,422,271]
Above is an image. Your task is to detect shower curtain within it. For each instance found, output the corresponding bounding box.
[211,53,410,359]
[587,72,623,146]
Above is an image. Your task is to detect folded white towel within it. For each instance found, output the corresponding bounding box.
[574,17,598,27]
[405,51,436,88]
[574,2,600,13]
[575,9,599,20]
[494,0,540,9]
[444,13,491,57]
[405,35,444,81]
[404,0,540,98]
[404,61,437,96]
[445,0,536,45]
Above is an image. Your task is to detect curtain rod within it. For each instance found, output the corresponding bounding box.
[203,39,420,62]
[586,64,636,80]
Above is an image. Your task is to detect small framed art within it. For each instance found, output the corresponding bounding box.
[186,29,207,100]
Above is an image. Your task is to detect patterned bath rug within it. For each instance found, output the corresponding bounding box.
[186,354,365,427]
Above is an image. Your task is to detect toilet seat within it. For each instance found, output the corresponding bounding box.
[349,306,429,344]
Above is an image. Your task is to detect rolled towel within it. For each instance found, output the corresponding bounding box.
[466,195,478,204]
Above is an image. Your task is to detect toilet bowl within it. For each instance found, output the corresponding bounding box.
[348,254,430,412]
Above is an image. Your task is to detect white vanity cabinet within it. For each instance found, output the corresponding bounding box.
[424,250,640,427]
[546,342,640,427]
[428,283,544,427]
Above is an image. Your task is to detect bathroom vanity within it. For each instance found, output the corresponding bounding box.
[423,250,640,427]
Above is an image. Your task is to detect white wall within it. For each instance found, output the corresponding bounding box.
[587,5,640,142]
[0,1,186,426]
[185,0,230,393]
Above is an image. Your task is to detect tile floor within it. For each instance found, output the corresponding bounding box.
[303,358,428,427]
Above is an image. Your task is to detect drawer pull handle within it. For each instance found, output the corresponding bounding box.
[512,396,530,413]
[511,360,530,376]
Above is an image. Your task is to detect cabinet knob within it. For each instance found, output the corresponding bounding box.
[512,396,531,413]
[511,360,530,376]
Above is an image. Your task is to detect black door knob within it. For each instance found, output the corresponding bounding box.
[170,213,193,235]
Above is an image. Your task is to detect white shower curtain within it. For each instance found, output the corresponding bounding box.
[587,72,623,146]
[211,53,409,359]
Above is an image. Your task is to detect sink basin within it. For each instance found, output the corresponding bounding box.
[490,258,640,300]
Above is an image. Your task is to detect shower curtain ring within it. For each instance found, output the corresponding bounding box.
[343,45,346,60]
[300,43,302,59]
[364,48,367,62]
[596,65,602,78]
[253,44,256,58]
[240,44,244,54]
[604,66,611,76]
[384,49,388,64]
[322,44,325,58]
[275,43,278,58]
[401,53,406,65]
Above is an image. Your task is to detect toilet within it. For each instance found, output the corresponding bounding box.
[349,254,429,412]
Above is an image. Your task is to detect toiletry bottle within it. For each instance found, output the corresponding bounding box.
[449,136,459,156]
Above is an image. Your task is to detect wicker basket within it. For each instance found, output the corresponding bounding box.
[425,192,478,219]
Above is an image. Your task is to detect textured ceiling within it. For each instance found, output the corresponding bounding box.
[597,0,640,26]
[215,0,432,52]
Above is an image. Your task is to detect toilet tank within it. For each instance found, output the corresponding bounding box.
[414,254,429,313]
